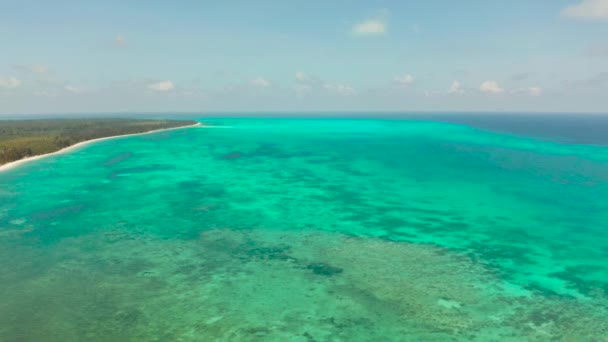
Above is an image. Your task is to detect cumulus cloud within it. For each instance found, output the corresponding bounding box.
[252,77,271,88]
[324,84,356,96]
[65,85,91,94]
[147,80,175,92]
[511,87,543,97]
[294,71,354,96]
[115,34,127,47]
[527,87,543,97]
[561,0,608,20]
[424,90,442,98]
[295,71,318,96]
[448,80,464,94]
[30,65,49,74]
[394,74,415,85]
[352,10,389,36]
[295,71,321,94]
[0,77,21,89]
[480,81,504,94]
[296,71,318,83]
[352,19,387,35]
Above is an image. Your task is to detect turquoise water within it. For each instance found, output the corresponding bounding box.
[1,118,607,341]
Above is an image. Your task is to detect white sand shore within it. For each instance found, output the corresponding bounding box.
[0,122,202,173]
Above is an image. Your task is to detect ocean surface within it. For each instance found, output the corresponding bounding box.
[1,115,607,341]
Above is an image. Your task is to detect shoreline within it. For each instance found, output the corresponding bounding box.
[0,122,202,173]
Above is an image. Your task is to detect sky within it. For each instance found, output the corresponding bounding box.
[1,0,608,114]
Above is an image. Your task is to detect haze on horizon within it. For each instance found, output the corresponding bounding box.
[1,0,608,115]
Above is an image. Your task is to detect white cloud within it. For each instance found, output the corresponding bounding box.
[562,0,608,20]
[448,80,464,94]
[252,77,271,88]
[30,64,49,74]
[65,85,90,94]
[294,71,354,96]
[324,84,356,96]
[0,77,21,89]
[294,71,323,96]
[352,10,389,36]
[352,19,387,35]
[115,34,127,47]
[480,81,504,94]
[296,71,314,83]
[147,80,175,92]
[424,90,442,98]
[511,87,543,97]
[528,87,543,97]
[294,72,312,96]
[394,74,414,85]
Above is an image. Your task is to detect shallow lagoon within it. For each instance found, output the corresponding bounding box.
[1,118,607,341]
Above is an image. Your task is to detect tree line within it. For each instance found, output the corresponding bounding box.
[0,118,197,165]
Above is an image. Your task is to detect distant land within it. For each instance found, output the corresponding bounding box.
[0,118,197,166]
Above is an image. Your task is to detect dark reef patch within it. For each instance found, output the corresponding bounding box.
[549,265,608,297]
[246,245,297,262]
[467,241,537,266]
[30,204,85,221]
[523,283,575,299]
[251,143,290,158]
[307,262,344,276]
[103,152,133,166]
[220,152,243,160]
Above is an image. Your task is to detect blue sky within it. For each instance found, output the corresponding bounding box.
[1,0,608,114]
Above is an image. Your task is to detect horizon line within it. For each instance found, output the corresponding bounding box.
[2,110,608,117]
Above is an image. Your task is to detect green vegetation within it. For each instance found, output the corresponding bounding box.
[0,118,197,165]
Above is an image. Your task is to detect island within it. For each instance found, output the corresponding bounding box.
[0,118,198,166]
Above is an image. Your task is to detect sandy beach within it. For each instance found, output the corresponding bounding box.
[0,122,202,173]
